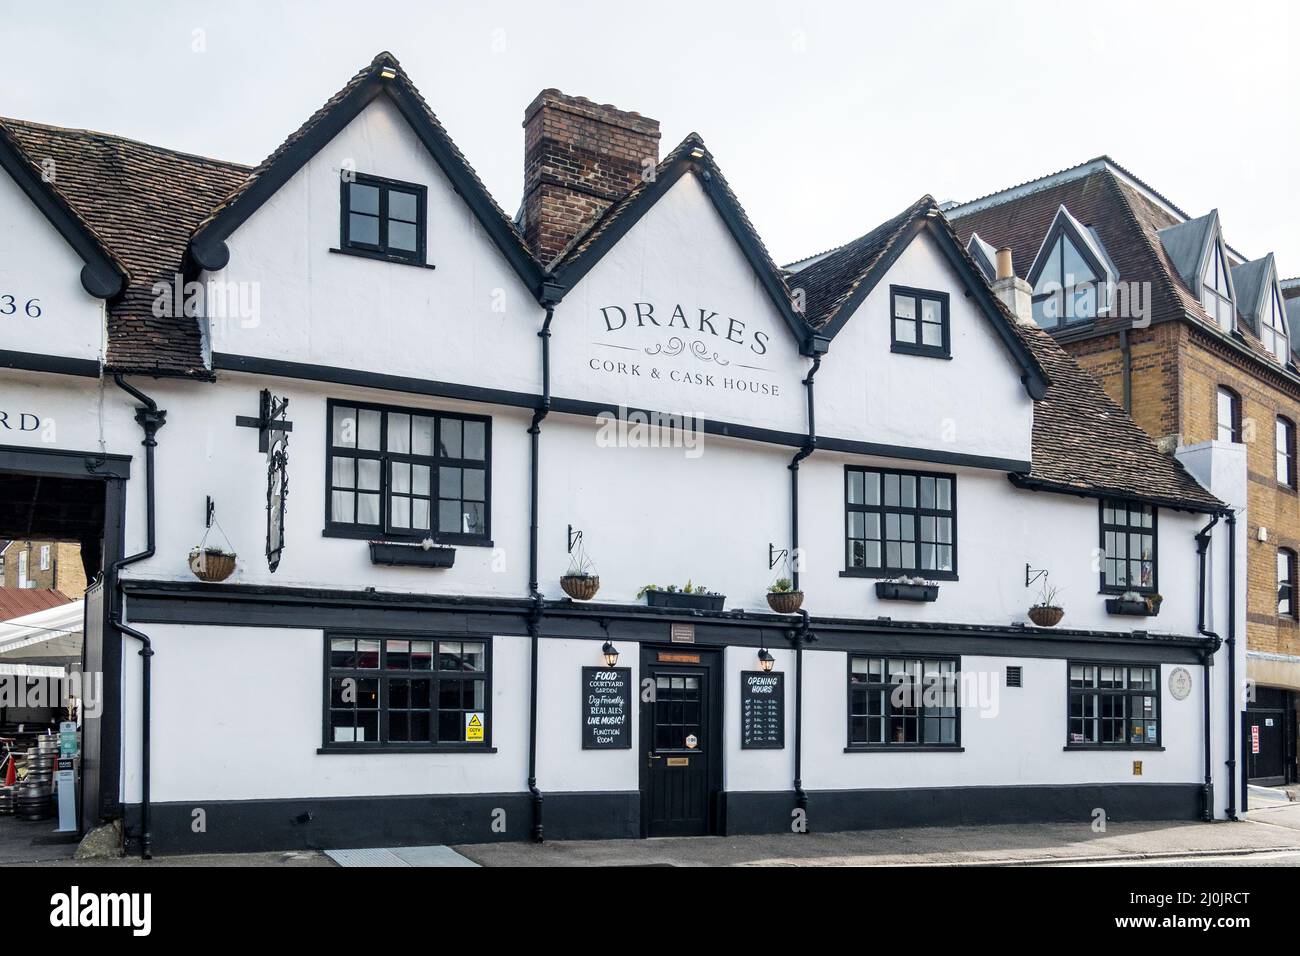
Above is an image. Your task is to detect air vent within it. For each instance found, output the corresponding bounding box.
[1006,666,1023,688]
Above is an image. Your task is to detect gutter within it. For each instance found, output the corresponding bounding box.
[1226,510,1239,819]
[525,299,556,843]
[1194,512,1220,821]
[108,374,166,859]
[787,353,820,821]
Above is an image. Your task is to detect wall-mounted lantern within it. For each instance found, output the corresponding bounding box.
[757,648,775,673]
[601,641,620,668]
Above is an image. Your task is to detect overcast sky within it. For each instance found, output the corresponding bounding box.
[3,0,1297,270]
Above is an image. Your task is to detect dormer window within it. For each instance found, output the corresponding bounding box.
[1201,239,1234,331]
[1027,206,1117,330]
[341,173,427,265]
[1261,283,1290,361]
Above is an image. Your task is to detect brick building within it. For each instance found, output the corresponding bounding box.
[947,158,1299,786]
[0,539,88,598]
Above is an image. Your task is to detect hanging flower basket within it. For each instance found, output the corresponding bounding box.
[189,547,236,583]
[1028,605,1064,627]
[766,589,804,614]
[560,574,600,600]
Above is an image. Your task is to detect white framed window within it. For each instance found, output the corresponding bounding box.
[1202,240,1235,331]
[17,550,28,588]
[39,545,50,571]
[1260,283,1290,362]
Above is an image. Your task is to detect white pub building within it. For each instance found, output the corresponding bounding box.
[0,53,1248,855]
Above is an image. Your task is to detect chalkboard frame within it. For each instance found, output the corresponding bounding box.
[581,666,633,750]
[740,670,785,750]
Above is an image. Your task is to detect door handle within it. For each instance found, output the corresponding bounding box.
[647,752,663,767]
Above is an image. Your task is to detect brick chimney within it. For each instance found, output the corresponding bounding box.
[991,247,1035,325]
[522,89,661,264]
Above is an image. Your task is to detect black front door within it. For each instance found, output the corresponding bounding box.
[640,647,722,837]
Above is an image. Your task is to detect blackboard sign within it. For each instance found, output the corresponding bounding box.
[582,667,632,749]
[740,671,784,749]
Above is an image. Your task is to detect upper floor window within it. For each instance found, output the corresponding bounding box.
[890,286,950,358]
[326,400,489,544]
[1100,499,1156,593]
[1031,233,1102,329]
[1278,416,1296,488]
[1201,240,1235,331]
[341,174,427,265]
[848,656,959,748]
[845,467,956,579]
[1216,386,1242,443]
[1278,548,1297,619]
[1261,283,1291,362]
[1067,663,1160,748]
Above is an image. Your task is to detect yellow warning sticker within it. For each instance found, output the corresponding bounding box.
[465,712,484,743]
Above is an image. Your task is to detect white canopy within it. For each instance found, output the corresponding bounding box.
[0,599,83,664]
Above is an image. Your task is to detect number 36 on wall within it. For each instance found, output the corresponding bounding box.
[0,295,42,317]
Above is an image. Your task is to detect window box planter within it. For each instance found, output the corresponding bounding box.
[1105,597,1158,617]
[560,574,600,601]
[875,581,938,602]
[644,590,725,612]
[368,540,456,569]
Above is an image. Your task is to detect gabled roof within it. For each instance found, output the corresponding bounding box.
[1,117,249,376]
[190,52,544,299]
[545,133,816,350]
[0,121,126,299]
[1156,210,1221,295]
[1231,253,1278,326]
[789,196,1050,398]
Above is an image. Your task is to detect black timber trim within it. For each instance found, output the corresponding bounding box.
[0,122,127,299]
[814,215,1050,400]
[1008,472,1223,516]
[546,144,816,355]
[187,64,544,298]
[0,443,132,479]
[120,579,1213,663]
[0,349,101,378]
[213,352,1032,473]
[122,790,640,854]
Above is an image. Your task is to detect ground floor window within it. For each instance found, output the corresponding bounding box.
[324,635,489,749]
[1067,662,1159,747]
[848,656,959,747]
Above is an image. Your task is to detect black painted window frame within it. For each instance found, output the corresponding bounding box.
[846,654,962,751]
[340,172,428,265]
[843,465,958,580]
[1099,498,1158,595]
[1066,661,1161,750]
[889,285,951,358]
[321,633,493,753]
[324,398,492,546]
[1027,219,1111,329]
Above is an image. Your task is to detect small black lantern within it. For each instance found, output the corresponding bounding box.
[602,641,620,668]
[757,648,775,672]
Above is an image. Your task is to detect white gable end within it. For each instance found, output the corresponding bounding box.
[0,169,104,364]
[207,96,544,394]
[817,230,1035,464]
[550,173,809,434]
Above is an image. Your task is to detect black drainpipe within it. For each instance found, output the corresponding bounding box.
[1225,510,1239,819]
[787,352,820,822]
[1194,512,1221,822]
[108,374,166,859]
[525,300,556,843]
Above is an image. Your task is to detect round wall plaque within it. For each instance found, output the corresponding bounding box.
[1169,666,1192,701]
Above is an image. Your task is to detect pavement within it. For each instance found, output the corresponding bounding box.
[4,787,1299,867]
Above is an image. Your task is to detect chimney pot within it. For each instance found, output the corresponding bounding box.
[995,247,1014,281]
